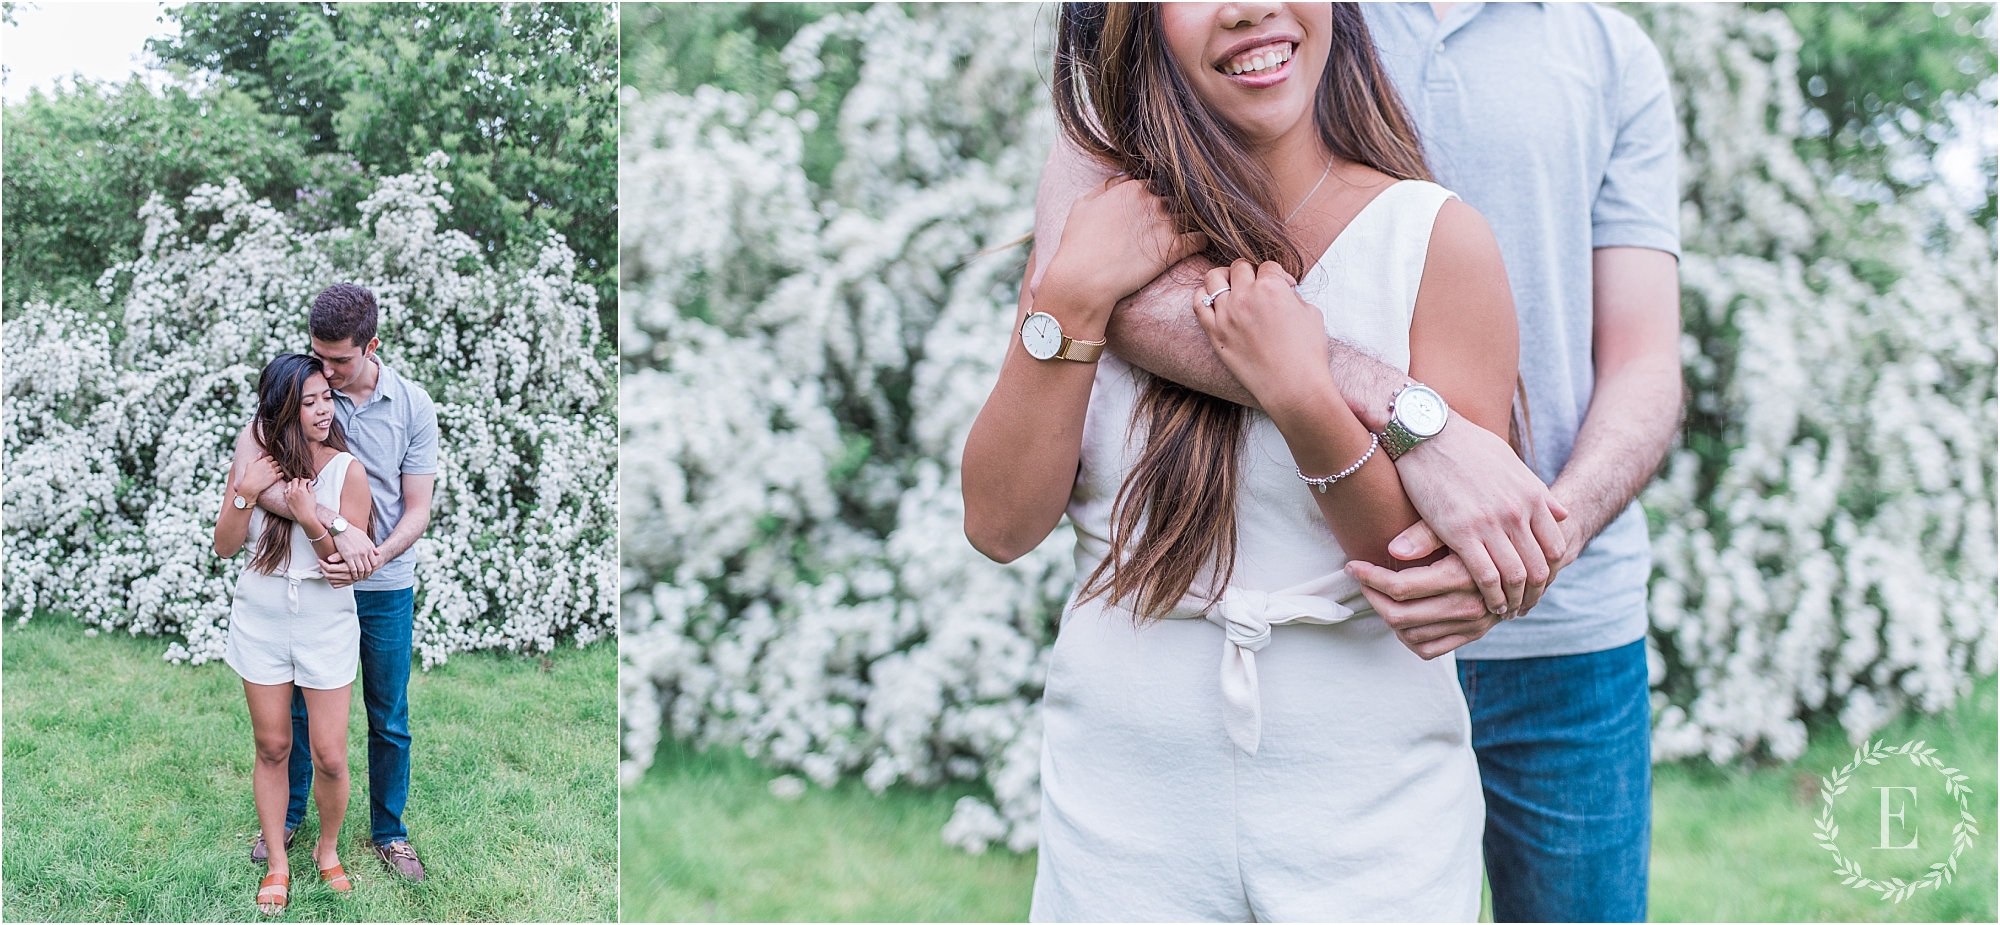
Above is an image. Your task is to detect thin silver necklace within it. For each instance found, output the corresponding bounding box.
[1284,156,1336,226]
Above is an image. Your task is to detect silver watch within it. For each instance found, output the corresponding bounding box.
[1381,382,1449,460]
[329,515,350,536]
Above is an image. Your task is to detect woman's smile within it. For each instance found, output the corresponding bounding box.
[1162,4,1328,147]
[1215,36,1298,88]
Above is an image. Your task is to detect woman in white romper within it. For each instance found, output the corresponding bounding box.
[213,353,372,914]
[963,4,1524,921]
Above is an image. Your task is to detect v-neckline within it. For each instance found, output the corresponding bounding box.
[310,450,345,482]
[1303,178,1413,276]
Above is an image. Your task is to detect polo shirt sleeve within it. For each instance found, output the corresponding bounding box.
[403,389,440,476]
[1592,20,1682,259]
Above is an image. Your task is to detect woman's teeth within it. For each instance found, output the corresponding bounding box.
[1224,43,1293,76]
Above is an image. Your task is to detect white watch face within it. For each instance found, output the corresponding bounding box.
[331,516,349,534]
[234,494,249,510]
[1395,385,1449,438]
[1021,312,1063,361]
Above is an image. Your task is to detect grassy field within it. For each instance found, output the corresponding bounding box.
[623,675,1996,922]
[1650,674,1997,922]
[2,617,618,922]
[620,737,1036,922]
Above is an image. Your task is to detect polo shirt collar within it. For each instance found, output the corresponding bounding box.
[1431,2,1484,42]
[337,356,398,407]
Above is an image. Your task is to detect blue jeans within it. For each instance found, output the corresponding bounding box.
[287,587,414,845]
[1457,639,1651,922]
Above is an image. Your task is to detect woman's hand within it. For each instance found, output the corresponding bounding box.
[1038,177,1207,322]
[283,478,317,524]
[1193,260,1332,415]
[238,455,283,502]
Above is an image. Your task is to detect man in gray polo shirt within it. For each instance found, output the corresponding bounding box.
[235,283,438,882]
[1034,3,1681,920]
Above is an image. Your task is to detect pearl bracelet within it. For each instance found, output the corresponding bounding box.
[1296,432,1379,494]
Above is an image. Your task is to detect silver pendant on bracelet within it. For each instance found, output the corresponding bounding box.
[1296,432,1379,493]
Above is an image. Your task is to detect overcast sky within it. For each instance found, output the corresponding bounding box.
[2,2,182,104]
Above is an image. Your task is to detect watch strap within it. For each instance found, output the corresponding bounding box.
[1054,334,1105,363]
[1380,419,1424,460]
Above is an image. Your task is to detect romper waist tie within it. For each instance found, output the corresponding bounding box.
[281,565,323,614]
[1162,570,1369,757]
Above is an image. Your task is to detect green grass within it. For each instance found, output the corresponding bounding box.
[2,617,618,922]
[620,738,1036,922]
[623,676,1997,922]
[1651,674,1997,922]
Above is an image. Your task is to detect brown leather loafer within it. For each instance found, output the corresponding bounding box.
[249,826,296,866]
[373,840,426,881]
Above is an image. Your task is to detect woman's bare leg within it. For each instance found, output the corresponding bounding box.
[300,684,354,870]
[243,680,297,882]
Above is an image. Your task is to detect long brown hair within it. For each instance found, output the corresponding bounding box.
[1055,3,1431,619]
[248,353,359,575]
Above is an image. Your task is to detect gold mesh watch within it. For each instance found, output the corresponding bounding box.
[1020,311,1105,363]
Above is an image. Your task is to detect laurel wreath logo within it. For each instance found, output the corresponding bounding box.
[1813,739,1979,903]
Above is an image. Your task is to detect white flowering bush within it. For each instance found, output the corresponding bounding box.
[4,154,618,668]
[620,3,1996,850]
[1635,5,1996,762]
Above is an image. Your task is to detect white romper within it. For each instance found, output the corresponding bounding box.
[225,451,362,691]
[1032,181,1485,923]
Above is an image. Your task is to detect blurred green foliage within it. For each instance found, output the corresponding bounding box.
[1762,1,1998,223]
[2,2,617,326]
[621,2,867,189]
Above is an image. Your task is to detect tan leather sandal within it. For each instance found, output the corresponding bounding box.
[256,872,289,915]
[319,862,354,893]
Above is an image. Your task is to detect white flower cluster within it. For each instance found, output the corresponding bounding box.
[620,3,1059,852]
[4,154,618,668]
[618,3,1996,850]
[1636,5,1996,763]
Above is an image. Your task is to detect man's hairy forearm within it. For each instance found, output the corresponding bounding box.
[373,507,431,563]
[1107,258,1404,429]
[1549,357,1681,546]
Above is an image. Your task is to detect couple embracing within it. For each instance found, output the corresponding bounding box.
[966,3,1680,922]
[210,284,437,914]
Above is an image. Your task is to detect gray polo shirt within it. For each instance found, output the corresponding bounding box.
[333,357,440,592]
[1364,2,1681,659]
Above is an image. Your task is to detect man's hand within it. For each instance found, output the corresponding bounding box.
[1348,555,1501,660]
[1388,246,1681,617]
[321,530,381,588]
[1389,418,1568,615]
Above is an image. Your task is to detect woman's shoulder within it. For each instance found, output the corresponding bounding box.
[1424,197,1499,263]
[1379,176,1459,211]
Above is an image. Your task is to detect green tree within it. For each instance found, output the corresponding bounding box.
[0,79,325,318]
[153,2,619,322]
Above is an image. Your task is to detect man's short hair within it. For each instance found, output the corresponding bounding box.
[309,283,378,348]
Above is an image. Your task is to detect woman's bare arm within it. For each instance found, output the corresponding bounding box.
[962,180,1206,562]
[340,459,373,539]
